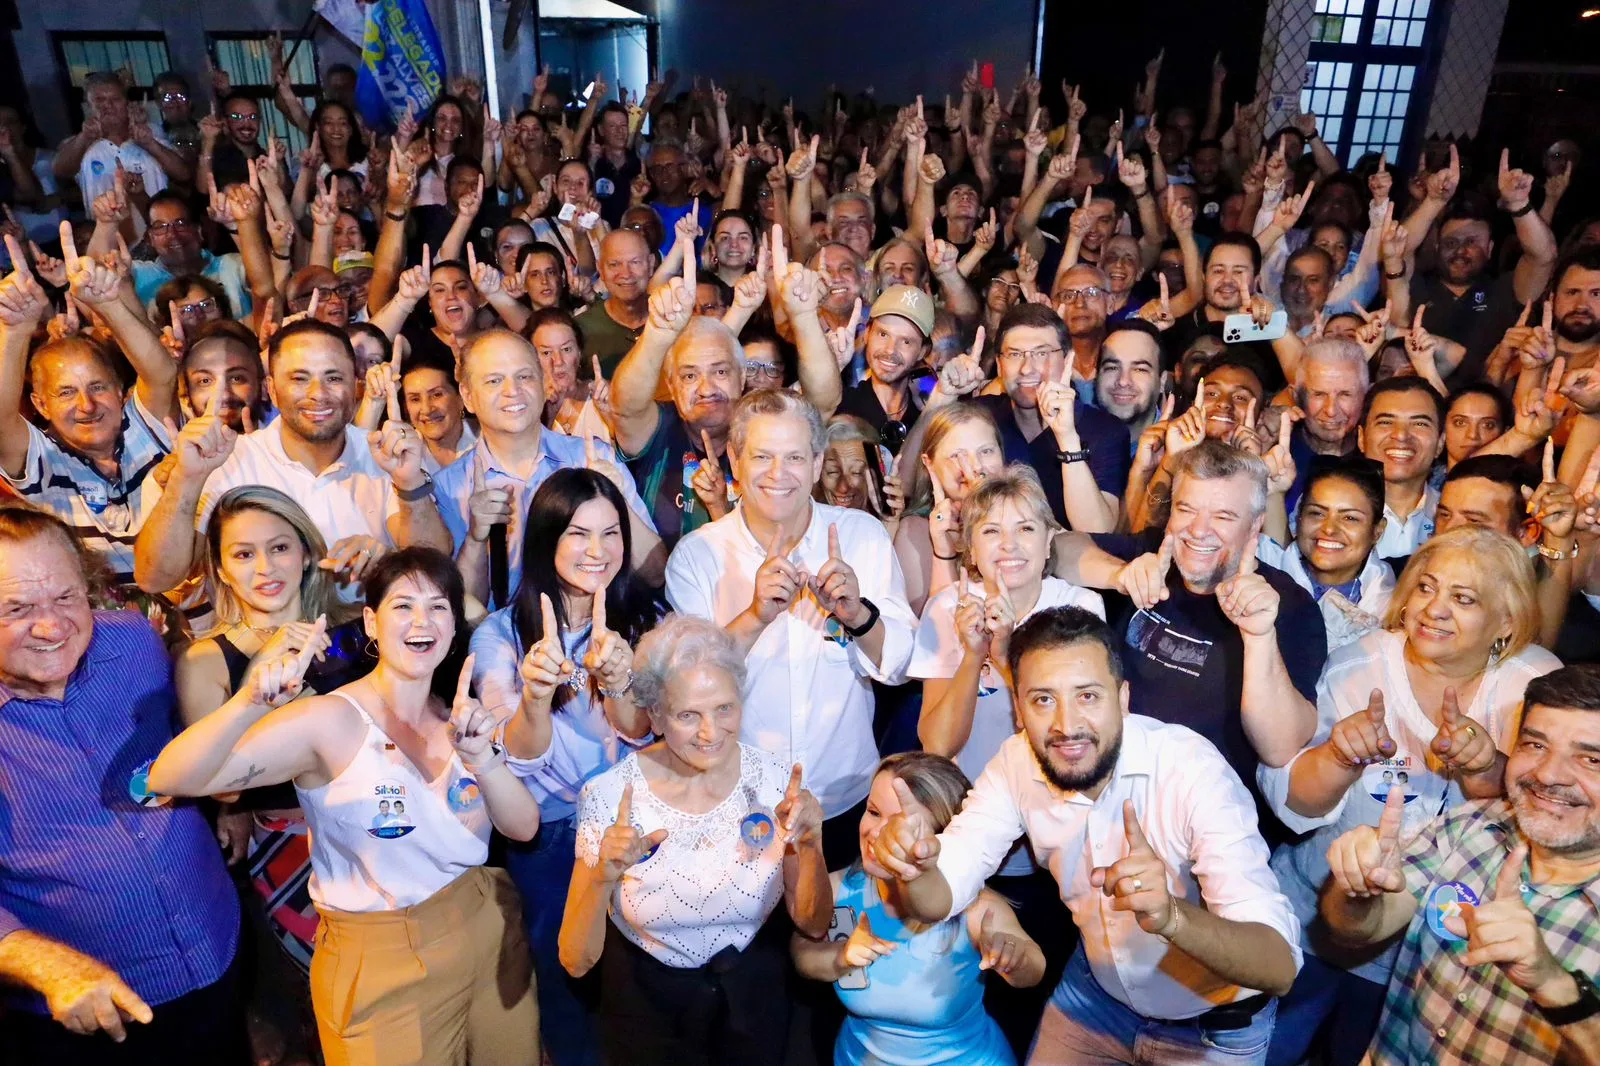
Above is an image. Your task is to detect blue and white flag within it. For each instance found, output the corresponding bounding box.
[356,0,447,130]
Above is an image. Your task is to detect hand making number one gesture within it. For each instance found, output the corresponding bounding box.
[597,783,670,884]
[1090,800,1179,937]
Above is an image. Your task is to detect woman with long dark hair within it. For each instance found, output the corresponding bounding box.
[531,158,608,280]
[416,94,478,207]
[470,466,659,1066]
[151,547,541,1066]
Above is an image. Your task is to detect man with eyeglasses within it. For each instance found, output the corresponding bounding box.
[645,143,712,262]
[152,72,199,171]
[285,265,351,328]
[1053,263,1113,385]
[119,191,255,318]
[206,94,264,192]
[835,285,935,457]
[53,71,187,209]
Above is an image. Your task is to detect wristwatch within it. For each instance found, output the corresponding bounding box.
[1538,969,1600,1027]
[1537,538,1579,561]
[1506,201,1536,218]
[839,598,881,638]
[395,470,435,503]
[1057,447,1093,465]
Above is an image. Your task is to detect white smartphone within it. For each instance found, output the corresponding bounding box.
[557,202,578,223]
[829,905,868,989]
[1222,310,1288,344]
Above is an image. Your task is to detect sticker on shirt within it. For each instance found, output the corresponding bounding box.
[1126,609,1213,679]
[91,159,106,175]
[447,776,483,814]
[823,616,853,648]
[367,783,416,839]
[1363,757,1421,804]
[128,758,170,808]
[595,177,616,197]
[977,660,1001,697]
[740,809,777,850]
[1425,880,1480,943]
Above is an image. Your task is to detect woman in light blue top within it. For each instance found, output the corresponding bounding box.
[791,753,1044,1066]
[470,467,661,1066]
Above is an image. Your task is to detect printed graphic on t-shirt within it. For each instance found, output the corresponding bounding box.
[1127,608,1214,678]
[368,782,416,839]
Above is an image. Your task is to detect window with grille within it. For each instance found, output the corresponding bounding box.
[1301,0,1438,168]
[52,33,173,127]
[207,33,320,153]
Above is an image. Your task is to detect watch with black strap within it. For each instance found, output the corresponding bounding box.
[395,470,435,503]
[839,598,880,638]
[1537,969,1600,1027]
[1057,446,1092,465]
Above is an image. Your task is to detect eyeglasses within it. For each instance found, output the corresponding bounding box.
[998,346,1062,365]
[745,360,781,378]
[160,91,188,103]
[179,298,217,317]
[833,218,872,231]
[1056,286,1105,304]
[146,220,194,237]
[227,112,258,123]
[291,284,354,308]
[1439,237,1485,254]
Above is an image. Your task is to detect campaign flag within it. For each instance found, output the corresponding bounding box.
[314,0,369,47]
[356,0,447,130]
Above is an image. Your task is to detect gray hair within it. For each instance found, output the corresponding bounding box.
[666,315,745,375]
[1168,439,1269,520]
[729,388,827,459]
[1295,336,1370,394]
[827,190,876,225]
[631,614,748,713]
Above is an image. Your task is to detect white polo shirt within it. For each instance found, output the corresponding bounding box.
[665,502,915,817]
[935,715,1302,1021]
[75,138,170,205]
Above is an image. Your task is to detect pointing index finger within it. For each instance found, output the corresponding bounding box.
[828,523,841,561]
[1494,842,1527,902]
[1121,799,1152,853]
[616,781,633,826]
[540,592,559,644]
[386,339,403,422]
[453,653,476,707]
[1543,438,1556,483]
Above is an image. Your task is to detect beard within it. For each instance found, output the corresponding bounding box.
[1510,774,1599,853]
[1031,728,1123,794]
[1556,314,1600,344]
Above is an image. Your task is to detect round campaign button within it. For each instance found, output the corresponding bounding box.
[367,783,416,839]
[1363,757,1420,804]
[128,758,170,808]
[741,810,777,849]
[447,776,483,814]
[1425,880,1480,943]
[594,176,616,198]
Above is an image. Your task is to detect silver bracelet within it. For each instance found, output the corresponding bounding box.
[598,670,635,700]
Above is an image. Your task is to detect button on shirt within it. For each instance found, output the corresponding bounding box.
[0,612,239,1010]
[1373,483,1439,560]
[3,394,171,585]
[1371,798,1600,1066]
[665,503,916,816]
[433,430,656,607]
[934,716,1301,1020]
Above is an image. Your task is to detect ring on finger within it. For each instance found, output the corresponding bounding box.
[1465,725,1478,740]
[1132,878,1143,892]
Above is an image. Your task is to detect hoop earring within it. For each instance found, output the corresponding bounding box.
[365,637,379,659]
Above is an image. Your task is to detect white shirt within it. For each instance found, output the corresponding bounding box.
[1373,483,1439,560]
[576,744,791,968]
[74,137,170,205]
[935,716,1302,1020]
[1258,628,1559,983]
[665,503,915,817]
[1255,534,1396,654]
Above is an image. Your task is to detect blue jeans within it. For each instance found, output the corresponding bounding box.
[504,815,600,1066]
[1264,952,1385,1066]
[1027,946,1276,1065]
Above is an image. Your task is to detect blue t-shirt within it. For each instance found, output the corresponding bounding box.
[651,198,714,261]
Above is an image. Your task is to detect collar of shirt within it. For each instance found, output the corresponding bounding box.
[258,418,364,478]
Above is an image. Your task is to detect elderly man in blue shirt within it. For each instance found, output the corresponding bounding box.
[0,507,243,1064]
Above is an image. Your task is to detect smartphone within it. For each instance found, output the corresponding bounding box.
[862,439,887,514]
[581,80,596,101]
[829,906,869,990]
[1222,310,1288,344]
[979,62,995,90]
[557,202,578,223]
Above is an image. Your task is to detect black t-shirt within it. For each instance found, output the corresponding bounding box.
[1411,272,1520,388]
[836,381,924,457]
[211,141,260,191]
[400,315,458,366]
[1091,531,1328,830]
[594,150,643,229]
[971,394,1130,528]
[619,403,733,548]
[409,204,507,267]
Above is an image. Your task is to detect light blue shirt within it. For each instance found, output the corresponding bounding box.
[131,250,254,318]
[433,428,656,608]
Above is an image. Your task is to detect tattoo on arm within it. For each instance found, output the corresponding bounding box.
[224,763,266,790]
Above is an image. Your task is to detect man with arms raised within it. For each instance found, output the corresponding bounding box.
[875,606,1300,1064]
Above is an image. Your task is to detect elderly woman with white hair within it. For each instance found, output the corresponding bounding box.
[558,614,832,1066]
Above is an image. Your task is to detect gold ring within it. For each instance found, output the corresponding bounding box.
[1466,726,1478,740]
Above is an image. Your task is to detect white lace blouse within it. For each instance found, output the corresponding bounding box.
[576,744,792,968]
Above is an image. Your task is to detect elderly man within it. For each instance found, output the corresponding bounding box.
[665,388,915,866]
[1053,263,1112,384]
[874,606,1301,1065]
[1054,440,1327,816]
[611,239,840,545]
[0,507,243,1064]
[578,228,654,376]
[133,320,451,599]
[1321,664,1600,1065]
[52,71,189,204]
[1283,336,1369,511]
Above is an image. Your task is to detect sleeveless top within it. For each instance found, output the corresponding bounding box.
[211,622,373,812]
[295,691,491,912]
[831,867,1014,1066]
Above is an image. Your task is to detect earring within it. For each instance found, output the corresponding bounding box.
[1489,636,1509,662]
[365,637,379,659]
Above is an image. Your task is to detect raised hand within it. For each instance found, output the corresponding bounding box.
[1369,152,1393,204]
[1115,532,1172,610]
[521,592,574,704]
[935,325,986,399]
[1090,800,1177,936]
[318,535,387,585]
[1037,357,1079,450]
[448,654,500,771]
[1217,538,1277,637]
[1425,143,1461,203]
[773,763,823,847]
[813,524,868,629]
[1496,148,1534,213]
[171,378,239,482]
[981,573,1018,664]
[0,234,50,326]
[1262,407,1300,496]
[690,428,729,518]
[467,461,513,544]
[467,242,503,298]
[1327,784,1407,897]
[1445,842,1568,997]
[751,527,803,624]
[1430,687,1498,776]
[1328,690,1397,769]
[245,615,325,709]
[597,783,669,884]
[1165,381,1207,459]
[585,590,634,695]
[873,777,941,880]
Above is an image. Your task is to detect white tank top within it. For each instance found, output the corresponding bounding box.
[297,691,492,912]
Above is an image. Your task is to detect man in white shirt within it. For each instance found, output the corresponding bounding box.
[133,320,452,599]
[1360,377,1444,559]
[875,606,1301,1064]
[665,387,915,867]
[53,72,190,205]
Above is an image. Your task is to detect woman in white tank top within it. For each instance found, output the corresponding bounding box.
[151,547,542,1066]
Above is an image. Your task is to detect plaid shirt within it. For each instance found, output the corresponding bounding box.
[0,395,170,586]
[1369,798,1600,1065]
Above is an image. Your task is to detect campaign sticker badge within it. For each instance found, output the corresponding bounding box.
[741,810,777,849]
[1363,756,1420,804]
[595,176,616,198]
[823,616,852,648]
[128,758,170,807]
[977,660,1001,698]
[1425,880,1480,942]
[447,776,483,814]
[367,783,416,839]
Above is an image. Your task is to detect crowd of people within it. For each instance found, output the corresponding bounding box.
[1,39,1599,1066]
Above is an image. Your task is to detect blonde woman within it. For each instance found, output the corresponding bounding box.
[1259,526,1561,1066]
